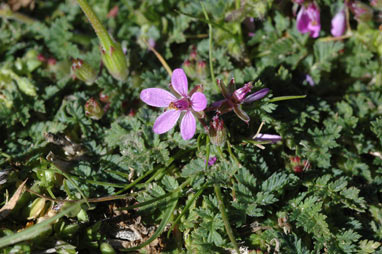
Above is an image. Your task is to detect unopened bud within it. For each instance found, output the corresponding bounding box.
[190,45,197,60]
[196,61,207,79]
[209,115,227,146]
[99,91,110,103]
[27,198,46,220]
[85,98,103,120]
[71,59,97,85]
[183,60,195,79]
[348,1,373,22]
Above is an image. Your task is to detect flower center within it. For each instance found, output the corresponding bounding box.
[169,98,190,111]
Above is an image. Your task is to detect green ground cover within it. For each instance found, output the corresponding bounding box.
[1,0,382,253]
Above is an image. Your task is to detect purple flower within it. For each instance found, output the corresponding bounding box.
[140,68,207,140]
[305,74,315,87]
[296,2,321,38]
[208,156,217,166]
[210,79,270,124]
[254,133,282,143]
[347,1,373,22]
[331,9,346,37]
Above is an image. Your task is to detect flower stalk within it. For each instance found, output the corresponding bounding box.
[214,184,240,254]
[76,0,128,81]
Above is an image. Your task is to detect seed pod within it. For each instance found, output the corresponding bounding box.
[85,98,104,120]
[71,58,97,85]
[209,115,227,146]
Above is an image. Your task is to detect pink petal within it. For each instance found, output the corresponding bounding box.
[331,10,346,37]
[308,23,321,38]
[180,111,196,140]
[171,68,188,97]
[296,7,310,34]
[140,88,176,107]
[153,110,181,134]
[191,92,207,112]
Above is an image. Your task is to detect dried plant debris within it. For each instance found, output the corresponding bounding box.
[7,0,35,11]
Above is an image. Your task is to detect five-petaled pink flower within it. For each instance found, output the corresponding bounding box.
[296,2,321,38]
[140,68,207,140]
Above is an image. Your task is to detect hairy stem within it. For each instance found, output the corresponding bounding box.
[214,184,240,253]
[76,0,112,50]
[201,2,217,91]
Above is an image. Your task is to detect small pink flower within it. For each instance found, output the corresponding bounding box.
[140,68,207,140]
[331,9,346,37]
[296,2,321,38]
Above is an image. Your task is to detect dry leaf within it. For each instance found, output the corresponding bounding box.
[0,179,27,220]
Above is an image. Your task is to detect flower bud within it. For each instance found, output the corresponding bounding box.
[71,58,97,85]
[182,60,195,79]
[85,98,104,120]
[27,197,46,220]
[99,91,110,103]
[196,61,207,79]
[190,45,197,60]
[348,1,373,22]
[209,115,227,146]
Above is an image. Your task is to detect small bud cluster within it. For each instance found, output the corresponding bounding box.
[290,156,311,173]
[182,46,207,81]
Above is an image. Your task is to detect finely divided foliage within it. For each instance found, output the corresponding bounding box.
[0,0,382,253]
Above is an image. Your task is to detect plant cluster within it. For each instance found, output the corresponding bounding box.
[0,0,382,253]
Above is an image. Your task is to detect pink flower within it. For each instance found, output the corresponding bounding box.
[140,68,207,140]
[331,9,346,37]
[296,2,321,38]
